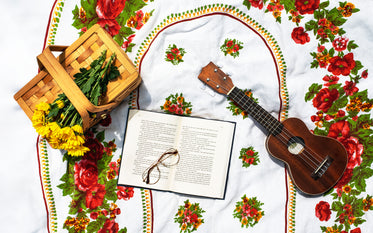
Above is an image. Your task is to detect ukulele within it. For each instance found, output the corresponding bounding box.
[198,62,348,195]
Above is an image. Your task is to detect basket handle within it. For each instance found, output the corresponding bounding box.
[37,45,116,131]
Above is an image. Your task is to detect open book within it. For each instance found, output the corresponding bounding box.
[118,109,236,199]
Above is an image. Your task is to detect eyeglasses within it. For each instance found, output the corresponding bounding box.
[142,148,180,185]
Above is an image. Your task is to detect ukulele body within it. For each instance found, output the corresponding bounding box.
[198,62,348,195]
[265,117,348,195]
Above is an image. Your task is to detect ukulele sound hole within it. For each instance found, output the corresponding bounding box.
[287,136,305,155]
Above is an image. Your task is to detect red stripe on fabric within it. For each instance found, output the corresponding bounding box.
[284,167,289,233]
[39,1,58,232]
[150,190,154,233]
[42,0,58,50]
[36,135,51,233]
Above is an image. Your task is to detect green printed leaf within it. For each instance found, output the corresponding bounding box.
[319,1,330,9]
[105,179,118,201]
[305,83,322,101]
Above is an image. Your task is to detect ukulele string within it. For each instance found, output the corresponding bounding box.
[229,89,318,169]
[262,109,325,166]
[277,126,328,173]
[231,88,324,171]
[205,67,327,173]
[253,101,327,172]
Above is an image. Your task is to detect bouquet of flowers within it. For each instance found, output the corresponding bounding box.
[32,50,119,156]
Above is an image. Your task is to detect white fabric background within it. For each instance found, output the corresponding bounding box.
[1,1,54,232]
[1,0,373,232]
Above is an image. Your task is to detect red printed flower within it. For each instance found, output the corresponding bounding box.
[315,201,331,221]
[99,114,112,127]
[318,45,325,52]
[96,0,126,36]
[226,40,234,47]
[96,0,126,19]
[248,0,264,10]
[97,19,121,37]
[90,212,99,220]
[233,44,240,52]
[104,141,116,156]
[312,88,339,112]
[295,0,320,15]
[332,37,349,52]
[327,120,350,140]
[317,28,327,39]
[122,34,135,50]
[247,157,255,164]
[249,208,258,217]
[167,53,175,60]
[74,159,98,192]
[168,104,177,113]
[175,107,184,115]
[350,228,361,233]
[291,27,310,44]
[83,137,104,161]
[86,184,106,209]
[171,47,180,55]
[328,53,356,76]
[243,204,251,214]
[246,150,254,156]
[362,70,368,79]
[340,136,363,169]
[98,219,119,233]
[322,75,339,86]
[134,10,145,29]
[336,110,346,118]
[117,186,134,200]
[190,213,198,223]
[343,81,359,96]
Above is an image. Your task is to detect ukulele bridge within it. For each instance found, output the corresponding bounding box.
[311,156,333,180]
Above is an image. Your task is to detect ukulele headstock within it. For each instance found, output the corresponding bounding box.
[198,62,234,96]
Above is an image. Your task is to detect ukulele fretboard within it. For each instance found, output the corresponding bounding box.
[228,87,283,135]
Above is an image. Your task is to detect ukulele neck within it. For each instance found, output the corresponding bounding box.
[228,86,283,135]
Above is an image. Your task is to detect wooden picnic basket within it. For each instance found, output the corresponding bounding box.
[14,24,141,131]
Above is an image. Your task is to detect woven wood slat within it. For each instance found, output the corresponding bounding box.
[14,24,141,131]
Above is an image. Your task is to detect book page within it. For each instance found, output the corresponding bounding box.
[118,110,180,190]
[171,117,235,198]
[118,109,235,199]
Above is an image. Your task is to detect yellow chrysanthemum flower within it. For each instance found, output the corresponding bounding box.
[48,137,64,150]
[35,123,51,137]
[32,111,46,129]
[71,125,84,134]
[47,122,63,142]
[56,100,65,109]
[65,135,85,148]
[59,127,75,141]
[67,145,89,157]
[36,102,51,113]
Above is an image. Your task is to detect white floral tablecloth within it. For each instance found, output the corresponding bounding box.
[1,0,373,232]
